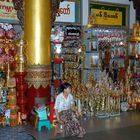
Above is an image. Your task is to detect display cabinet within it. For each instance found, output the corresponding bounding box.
[82,27,100,83]
[83,26,127,83]
[128,41,140,78]
[62,25,83,84]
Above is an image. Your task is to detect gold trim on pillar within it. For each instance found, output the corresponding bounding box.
[25,66,52,89]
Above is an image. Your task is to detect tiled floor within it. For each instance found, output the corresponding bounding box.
[1,111,140,140]
[52,125,140,140]
[26,111,140,140]
[0,125,36,140]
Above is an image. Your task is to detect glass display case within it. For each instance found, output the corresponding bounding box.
[83,26,127,83]
[128,41,140,78]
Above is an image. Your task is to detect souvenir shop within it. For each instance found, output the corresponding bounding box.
[0,0,140,129]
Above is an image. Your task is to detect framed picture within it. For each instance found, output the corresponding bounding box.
[128,43,135,56]
[90,55,99,67]
[88,40,97,51]
[85,53,99,68]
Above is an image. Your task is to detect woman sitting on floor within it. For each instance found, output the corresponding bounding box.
[54,82,86,138]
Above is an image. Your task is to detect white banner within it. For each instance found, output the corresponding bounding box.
[55,1,75,23]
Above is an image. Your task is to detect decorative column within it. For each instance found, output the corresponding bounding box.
[24,0,52,113]
[15,35,28,121]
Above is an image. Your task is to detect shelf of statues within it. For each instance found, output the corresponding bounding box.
[81,91,121,118]
[73,77,95,117]
[87,71,123,117]
[83,27,127,84]
[80,69,140,117]
[93,88,121,118]
[73,84,89,101]
[79,71,122,117]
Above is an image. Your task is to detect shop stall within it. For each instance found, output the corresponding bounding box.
[78,2,133,118]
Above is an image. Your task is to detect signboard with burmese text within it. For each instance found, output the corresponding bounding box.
[90,2,128,27]
[0,0,18,21]
[55,0,81,24]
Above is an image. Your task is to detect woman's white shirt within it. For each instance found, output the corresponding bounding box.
[54,93,74,113]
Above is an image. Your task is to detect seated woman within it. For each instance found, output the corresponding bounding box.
[54,82,86,138]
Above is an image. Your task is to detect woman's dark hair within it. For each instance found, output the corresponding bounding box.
[60,82,71,92]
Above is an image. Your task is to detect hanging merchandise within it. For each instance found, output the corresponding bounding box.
[62,25,84,84]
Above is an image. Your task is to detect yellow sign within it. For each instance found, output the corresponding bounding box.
[91,8,122,26]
